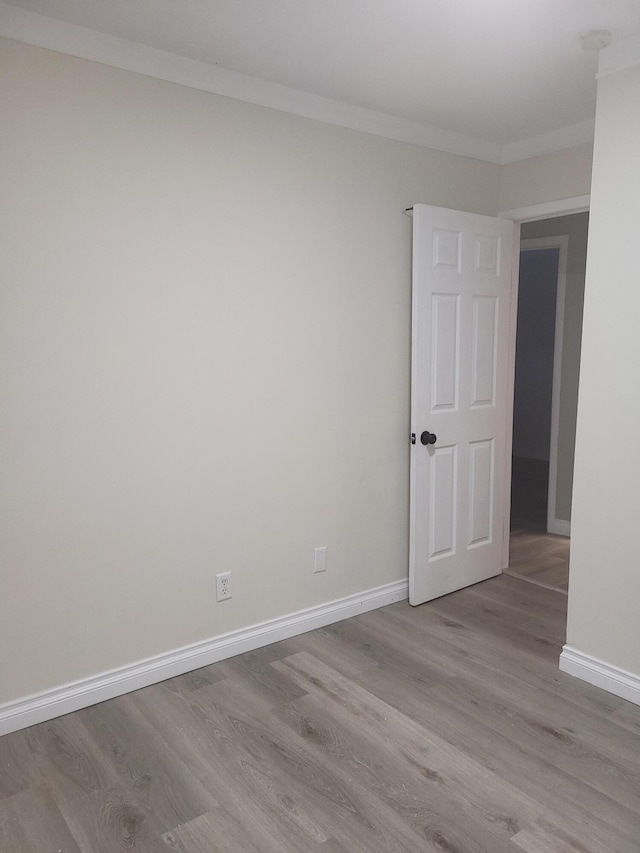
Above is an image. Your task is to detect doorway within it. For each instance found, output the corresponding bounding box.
[506,212,589,594]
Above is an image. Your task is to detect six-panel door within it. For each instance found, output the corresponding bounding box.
[409,204,515,605]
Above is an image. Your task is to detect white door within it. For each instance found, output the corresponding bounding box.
[409,204,516,605]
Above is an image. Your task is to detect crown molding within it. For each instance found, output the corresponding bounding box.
[500,120,594,164]
[0,2,595,166]
[0,3,504,163]
[598,33,640,79]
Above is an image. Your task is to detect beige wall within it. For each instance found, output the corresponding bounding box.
[0,38,501,704]
[568,63,640,674]
[520,213,589,522]
[499,143,593,212]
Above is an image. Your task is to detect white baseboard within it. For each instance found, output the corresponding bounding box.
[559,645,640,706]
[547,518,571,537]
[0,579,408,737]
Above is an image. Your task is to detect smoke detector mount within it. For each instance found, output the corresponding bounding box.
[581,29,613,51]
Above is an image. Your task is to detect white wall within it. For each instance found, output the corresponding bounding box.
[520,213,589,522]
[0,38,501,705]
[567,62,640,676]
[499,143,593,212]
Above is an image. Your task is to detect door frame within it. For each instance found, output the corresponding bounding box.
[499,194,590,568]
[519,236,569,537]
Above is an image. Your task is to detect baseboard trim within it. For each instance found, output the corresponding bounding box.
[547,518,571,537]
[0,578,408,736]
[559,645,640,707]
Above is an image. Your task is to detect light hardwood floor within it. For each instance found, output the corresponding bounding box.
[2,575,640,852]
[508,455,570,593]
[508,527,570,592]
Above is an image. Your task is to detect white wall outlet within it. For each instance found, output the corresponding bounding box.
[313,546,328,573]
[215,571,232,601]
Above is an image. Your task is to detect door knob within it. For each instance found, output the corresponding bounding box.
[420,431,437,446]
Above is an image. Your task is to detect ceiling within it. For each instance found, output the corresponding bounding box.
[3,0,640,161]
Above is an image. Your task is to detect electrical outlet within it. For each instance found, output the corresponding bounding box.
[313,546,328,573]
[216,571,232,601]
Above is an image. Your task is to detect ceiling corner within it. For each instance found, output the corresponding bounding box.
[598,32,640,78]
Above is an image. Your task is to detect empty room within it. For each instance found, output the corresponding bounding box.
[1,1,640,851]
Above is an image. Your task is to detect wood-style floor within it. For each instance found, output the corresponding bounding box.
[2,575,640,852]
[508,527,570,592]
[508,455,570,592]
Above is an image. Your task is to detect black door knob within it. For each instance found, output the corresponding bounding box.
[420,431,437,446]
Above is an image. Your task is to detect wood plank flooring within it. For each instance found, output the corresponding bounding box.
[508,527,570,592]
[2,574,640,852]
